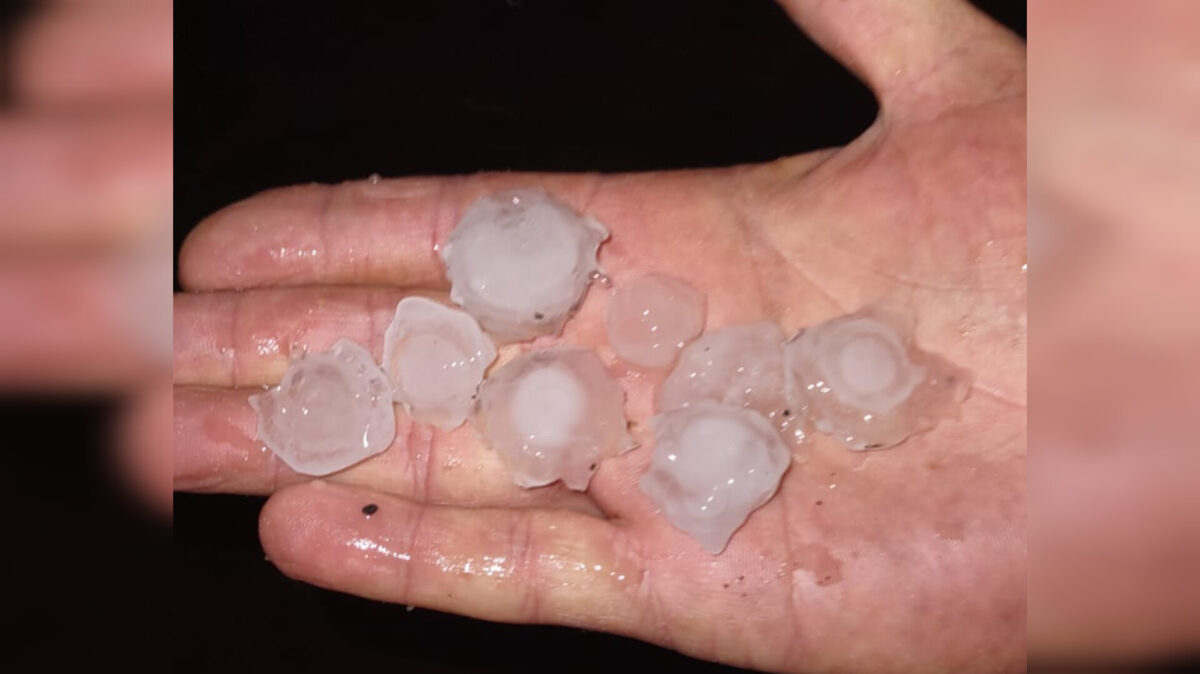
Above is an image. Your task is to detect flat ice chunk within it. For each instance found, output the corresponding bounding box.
[474,347,633,491]
[640,401,791,554]
[607,273,705,369]
[658,321,804,447]
[249,338,396,476]
[441,188,608,343]
[382,296,497,431]
[784,307,972,450]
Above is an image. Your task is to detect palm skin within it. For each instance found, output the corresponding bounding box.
[174,2,1026,672]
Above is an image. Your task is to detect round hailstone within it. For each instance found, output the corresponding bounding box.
[658,321,805,448]
[784,308,972,450]
[249,338,396,476]
[474,347,633,491]
[606,273,706,369]
[440,188,609,343]
[640,401,791,554]
[382,296,497,431]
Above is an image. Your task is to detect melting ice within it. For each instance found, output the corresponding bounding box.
[441,188,608,343]
[382,296,496,431]
[640,401,791,553]
[785,307,971,449]
[250,338,396,476]
[474,347,633,490]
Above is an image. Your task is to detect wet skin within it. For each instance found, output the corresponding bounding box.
[174,1,1026,671]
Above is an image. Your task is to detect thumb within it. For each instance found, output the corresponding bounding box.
[775,0,1024,121]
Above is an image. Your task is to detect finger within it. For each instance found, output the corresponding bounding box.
[178,172,603,292]
[774,0,1024,118]
[0,254,161,387]
[174,286,411,388]
[173,386,598,514]
[259,480,645,635]
[0,111,172,244]
[11,0,173,105]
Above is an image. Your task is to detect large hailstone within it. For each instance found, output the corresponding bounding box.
[784,307,972,450]
[640,401,791,554]
[249,338,396,476]
[606,273,706,369]
[473,347,633,491]
[441,188,608,343]
[382,296,497,431]
[658,321,804,447]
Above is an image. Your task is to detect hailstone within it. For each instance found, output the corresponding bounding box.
[784,307,972,450]
[606,273,705,369]
[473,347,633,491]
[640,401,792,554]
[382,296,497,431]
[249,338,396,476]
[440,188,608,343]
[658,321,804,446]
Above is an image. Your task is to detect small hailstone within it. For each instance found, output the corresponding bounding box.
[658,321,803,446]
[382,296,497,431]
[440,188,608,343]
[474,347,633,491]
[784,307,972,450]
[249,338,396,476]
[640,401,791,554]
[606,273,705,369]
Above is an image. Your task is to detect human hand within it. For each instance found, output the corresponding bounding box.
[174,1,1025,671]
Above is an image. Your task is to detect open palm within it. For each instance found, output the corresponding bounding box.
[175,1,1026,671]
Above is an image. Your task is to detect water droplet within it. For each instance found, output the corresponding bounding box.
[590,270,612,287]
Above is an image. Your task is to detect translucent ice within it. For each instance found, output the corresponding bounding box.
[606,273,705,369]
[382,296,497,431]
[441,188,608,343]
[474,347,633,491]
[640,401,791,554]
[249,338,396,476]
[658,321,804,446]
[784,307,972,450]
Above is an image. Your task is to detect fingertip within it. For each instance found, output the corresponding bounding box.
[178,185,333,291]
[176,203,240,291]
[259,480,412,589]
[258,480,334,573]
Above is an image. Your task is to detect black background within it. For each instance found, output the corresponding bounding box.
[4,1,1021,673]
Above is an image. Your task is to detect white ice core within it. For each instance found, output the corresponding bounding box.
[784,308,972,449]
[249,338,396,476]
[441,188,608,343]
[640,401,791,554]
[606,273,705,369]
[474,347,633,491]
[382,296,497,431]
